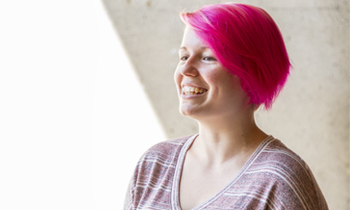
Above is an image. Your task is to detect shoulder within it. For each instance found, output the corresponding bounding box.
[249,138,328,209]
[139,135,192,161]
[248,137,316,190]
[261,138,312,176]
[125,135,194,209]
[133,135,194,176]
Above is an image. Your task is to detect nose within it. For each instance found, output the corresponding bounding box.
[179,58,199,77]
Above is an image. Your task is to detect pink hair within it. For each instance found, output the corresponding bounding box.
[180,3,291,110]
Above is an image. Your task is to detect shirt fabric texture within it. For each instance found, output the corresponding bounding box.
[124,135,328,210]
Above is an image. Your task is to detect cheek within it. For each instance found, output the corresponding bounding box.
[229,76,242,90]
[210,72,243,96]
[219,72,240,88]
[206,71,232,89]
[174,68,182,89]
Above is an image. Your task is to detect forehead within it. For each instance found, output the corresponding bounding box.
[180,27,208,50]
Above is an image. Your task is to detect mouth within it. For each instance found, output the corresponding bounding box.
[182,86,208,95]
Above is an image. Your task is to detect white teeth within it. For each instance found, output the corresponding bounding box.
[182,86,207,95]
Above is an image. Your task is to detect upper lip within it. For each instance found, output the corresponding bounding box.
[181,83,208,90]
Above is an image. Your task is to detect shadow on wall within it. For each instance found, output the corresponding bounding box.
[102,0,350,210]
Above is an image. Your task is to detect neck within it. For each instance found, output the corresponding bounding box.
[190,108,268,165]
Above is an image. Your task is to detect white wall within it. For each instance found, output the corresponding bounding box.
[0,0,165,209]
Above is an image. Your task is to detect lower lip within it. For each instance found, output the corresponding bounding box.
[181,92,207,99]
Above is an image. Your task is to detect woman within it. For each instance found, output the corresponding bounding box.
[124,3,328,210]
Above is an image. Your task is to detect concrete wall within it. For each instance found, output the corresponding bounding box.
[102,0,349,209]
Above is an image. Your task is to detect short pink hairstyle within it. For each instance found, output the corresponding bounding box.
[180,3,291,109]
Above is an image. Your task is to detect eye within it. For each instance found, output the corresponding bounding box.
[180,55,189,61]
[203,56,217,61]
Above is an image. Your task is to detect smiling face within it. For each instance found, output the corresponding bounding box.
[174,27,251,121]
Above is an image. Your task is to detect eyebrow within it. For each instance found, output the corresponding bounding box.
[178,46,210,51]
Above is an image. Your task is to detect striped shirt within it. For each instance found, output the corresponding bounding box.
[124,135,328,210]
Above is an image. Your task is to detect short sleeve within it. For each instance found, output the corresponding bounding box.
[123,176,134,210]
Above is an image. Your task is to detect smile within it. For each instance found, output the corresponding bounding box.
[182,86,208,95]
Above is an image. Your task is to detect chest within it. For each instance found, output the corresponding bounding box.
[179,157,243,210]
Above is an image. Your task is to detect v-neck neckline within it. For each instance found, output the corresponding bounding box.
[171,134,275,210]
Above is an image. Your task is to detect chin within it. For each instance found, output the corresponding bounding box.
[179,106,194,117]
[179,106,202,119]
[179,108,191,117]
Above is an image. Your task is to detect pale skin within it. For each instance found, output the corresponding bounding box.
[174,27,268,210]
